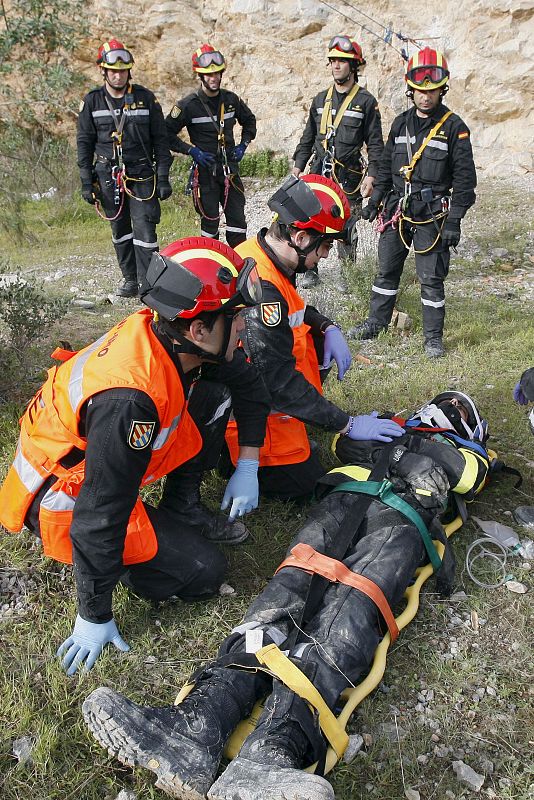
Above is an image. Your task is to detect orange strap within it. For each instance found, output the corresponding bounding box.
[276,543,399,643]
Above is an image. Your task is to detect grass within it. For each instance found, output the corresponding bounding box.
[0,176,533,800]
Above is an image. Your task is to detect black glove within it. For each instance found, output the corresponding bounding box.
[157,176,172,201]
[441,219,461,248]
[341,216,358,245]
[361,201,379,222]
[390,450,449,510]
[81,184,96,205]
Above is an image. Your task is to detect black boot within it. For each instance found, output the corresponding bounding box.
[161,470,249,545]
[208,683,334,800]
[116,278,139,298]
[347,318,387,340]
[83,667,260,800]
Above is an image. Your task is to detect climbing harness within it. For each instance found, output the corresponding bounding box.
[191,91,234,220]
[375,110,453,252]
[94,88,156,221]
[319,84,365,194]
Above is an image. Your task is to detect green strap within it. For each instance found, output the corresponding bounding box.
[331,480,442,572]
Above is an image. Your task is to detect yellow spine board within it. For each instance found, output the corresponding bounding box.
[224,514,463,771]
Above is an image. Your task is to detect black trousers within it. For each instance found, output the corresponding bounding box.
[96,162,160,292]
[217,489,429,746]
[27,379,233,607]
[368,222,450,341]
[194,166,247,248]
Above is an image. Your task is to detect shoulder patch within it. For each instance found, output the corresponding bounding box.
[170,105,181,119]
[128,420,156,450]
[260,302,281,327]
[79,99,85,112]
[458,131,469,140]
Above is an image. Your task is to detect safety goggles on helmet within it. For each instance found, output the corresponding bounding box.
[221,258,263,312]
[328,35,354,53]
[407,65,449,87]
[100,48,134,67]
[413,391,488,443]
[269,175,349,238]
[197,50,225,69]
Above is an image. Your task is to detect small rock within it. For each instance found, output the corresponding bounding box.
[12,736,35,765]
[417,754,429,765]
[430,733,440,742]
[343,733,364,763]
[219,583,235,595]
[71,299,96,309]
[450,591,467,601]
[115,791,138,800]
[363,732,373,747]
[478,758,494,775]
[378,722,407,741]
[504,580,528,594]
[452,760,485,792]
[405,790,420,800]
[490,247,509,258]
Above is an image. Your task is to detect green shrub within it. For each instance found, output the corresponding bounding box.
[0,259,69,398]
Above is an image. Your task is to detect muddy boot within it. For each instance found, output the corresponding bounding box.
[161,471,249,545]
[83,667,259,800]
[424,337,445,359]
[208,684,334,800]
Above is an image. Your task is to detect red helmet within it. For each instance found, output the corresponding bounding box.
[192,44,226,74]
[142,237,262,321]
[327,35,365,67]
[97,39,134,70]
[405,47,449,90]
[268,175,350,238]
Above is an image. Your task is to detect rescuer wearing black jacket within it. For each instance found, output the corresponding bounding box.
[351,47,477,358]
[77,40,173,297]
[83,390,491,800]
[292,35,384,286]
[166,44,256,247]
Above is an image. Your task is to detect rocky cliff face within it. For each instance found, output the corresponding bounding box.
[81,0,534,175]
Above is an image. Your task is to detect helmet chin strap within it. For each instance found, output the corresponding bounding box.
[280,224,323,274]
[200,74,221,92]
[104,70,130,91]
[158,314,233,363]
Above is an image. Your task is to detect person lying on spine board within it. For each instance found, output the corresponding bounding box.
[83,390,490,800]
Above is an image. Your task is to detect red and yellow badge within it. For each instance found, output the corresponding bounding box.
[260,301,281,327]
[128,420,156,450]
[458,131,469,140]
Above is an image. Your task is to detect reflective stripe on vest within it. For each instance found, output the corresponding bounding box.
[0,310,202,565]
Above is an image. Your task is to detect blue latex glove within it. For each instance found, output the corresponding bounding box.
[323,325,352,380]
[513,380,528,405]
[57,615,130,676]
[230,142,248,163]
[221,458,259,521]
[189,146,216,168]
[345,411,404,443]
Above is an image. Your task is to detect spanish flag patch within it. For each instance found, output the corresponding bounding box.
[458,131,469,140]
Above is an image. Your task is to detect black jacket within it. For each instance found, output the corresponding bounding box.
[27,334,269,623]
[240,233,350,433]
[293,84,384,178]
[77,83,172,184]
[373,103,477,221]
[166,87,256,159]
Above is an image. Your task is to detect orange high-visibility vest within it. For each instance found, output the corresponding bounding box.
[0,310,202,564]
[226,237,322,467]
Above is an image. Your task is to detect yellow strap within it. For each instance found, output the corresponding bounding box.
[319,83,360,139]
[219,101,225,144]
[255,643,349,758]
[402,110,453,182]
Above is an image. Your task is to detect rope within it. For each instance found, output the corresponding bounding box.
[464,536,516,589]
[317,0,419,60]
[398,212,446,253]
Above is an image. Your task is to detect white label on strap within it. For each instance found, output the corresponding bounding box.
[245,628,264,653]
